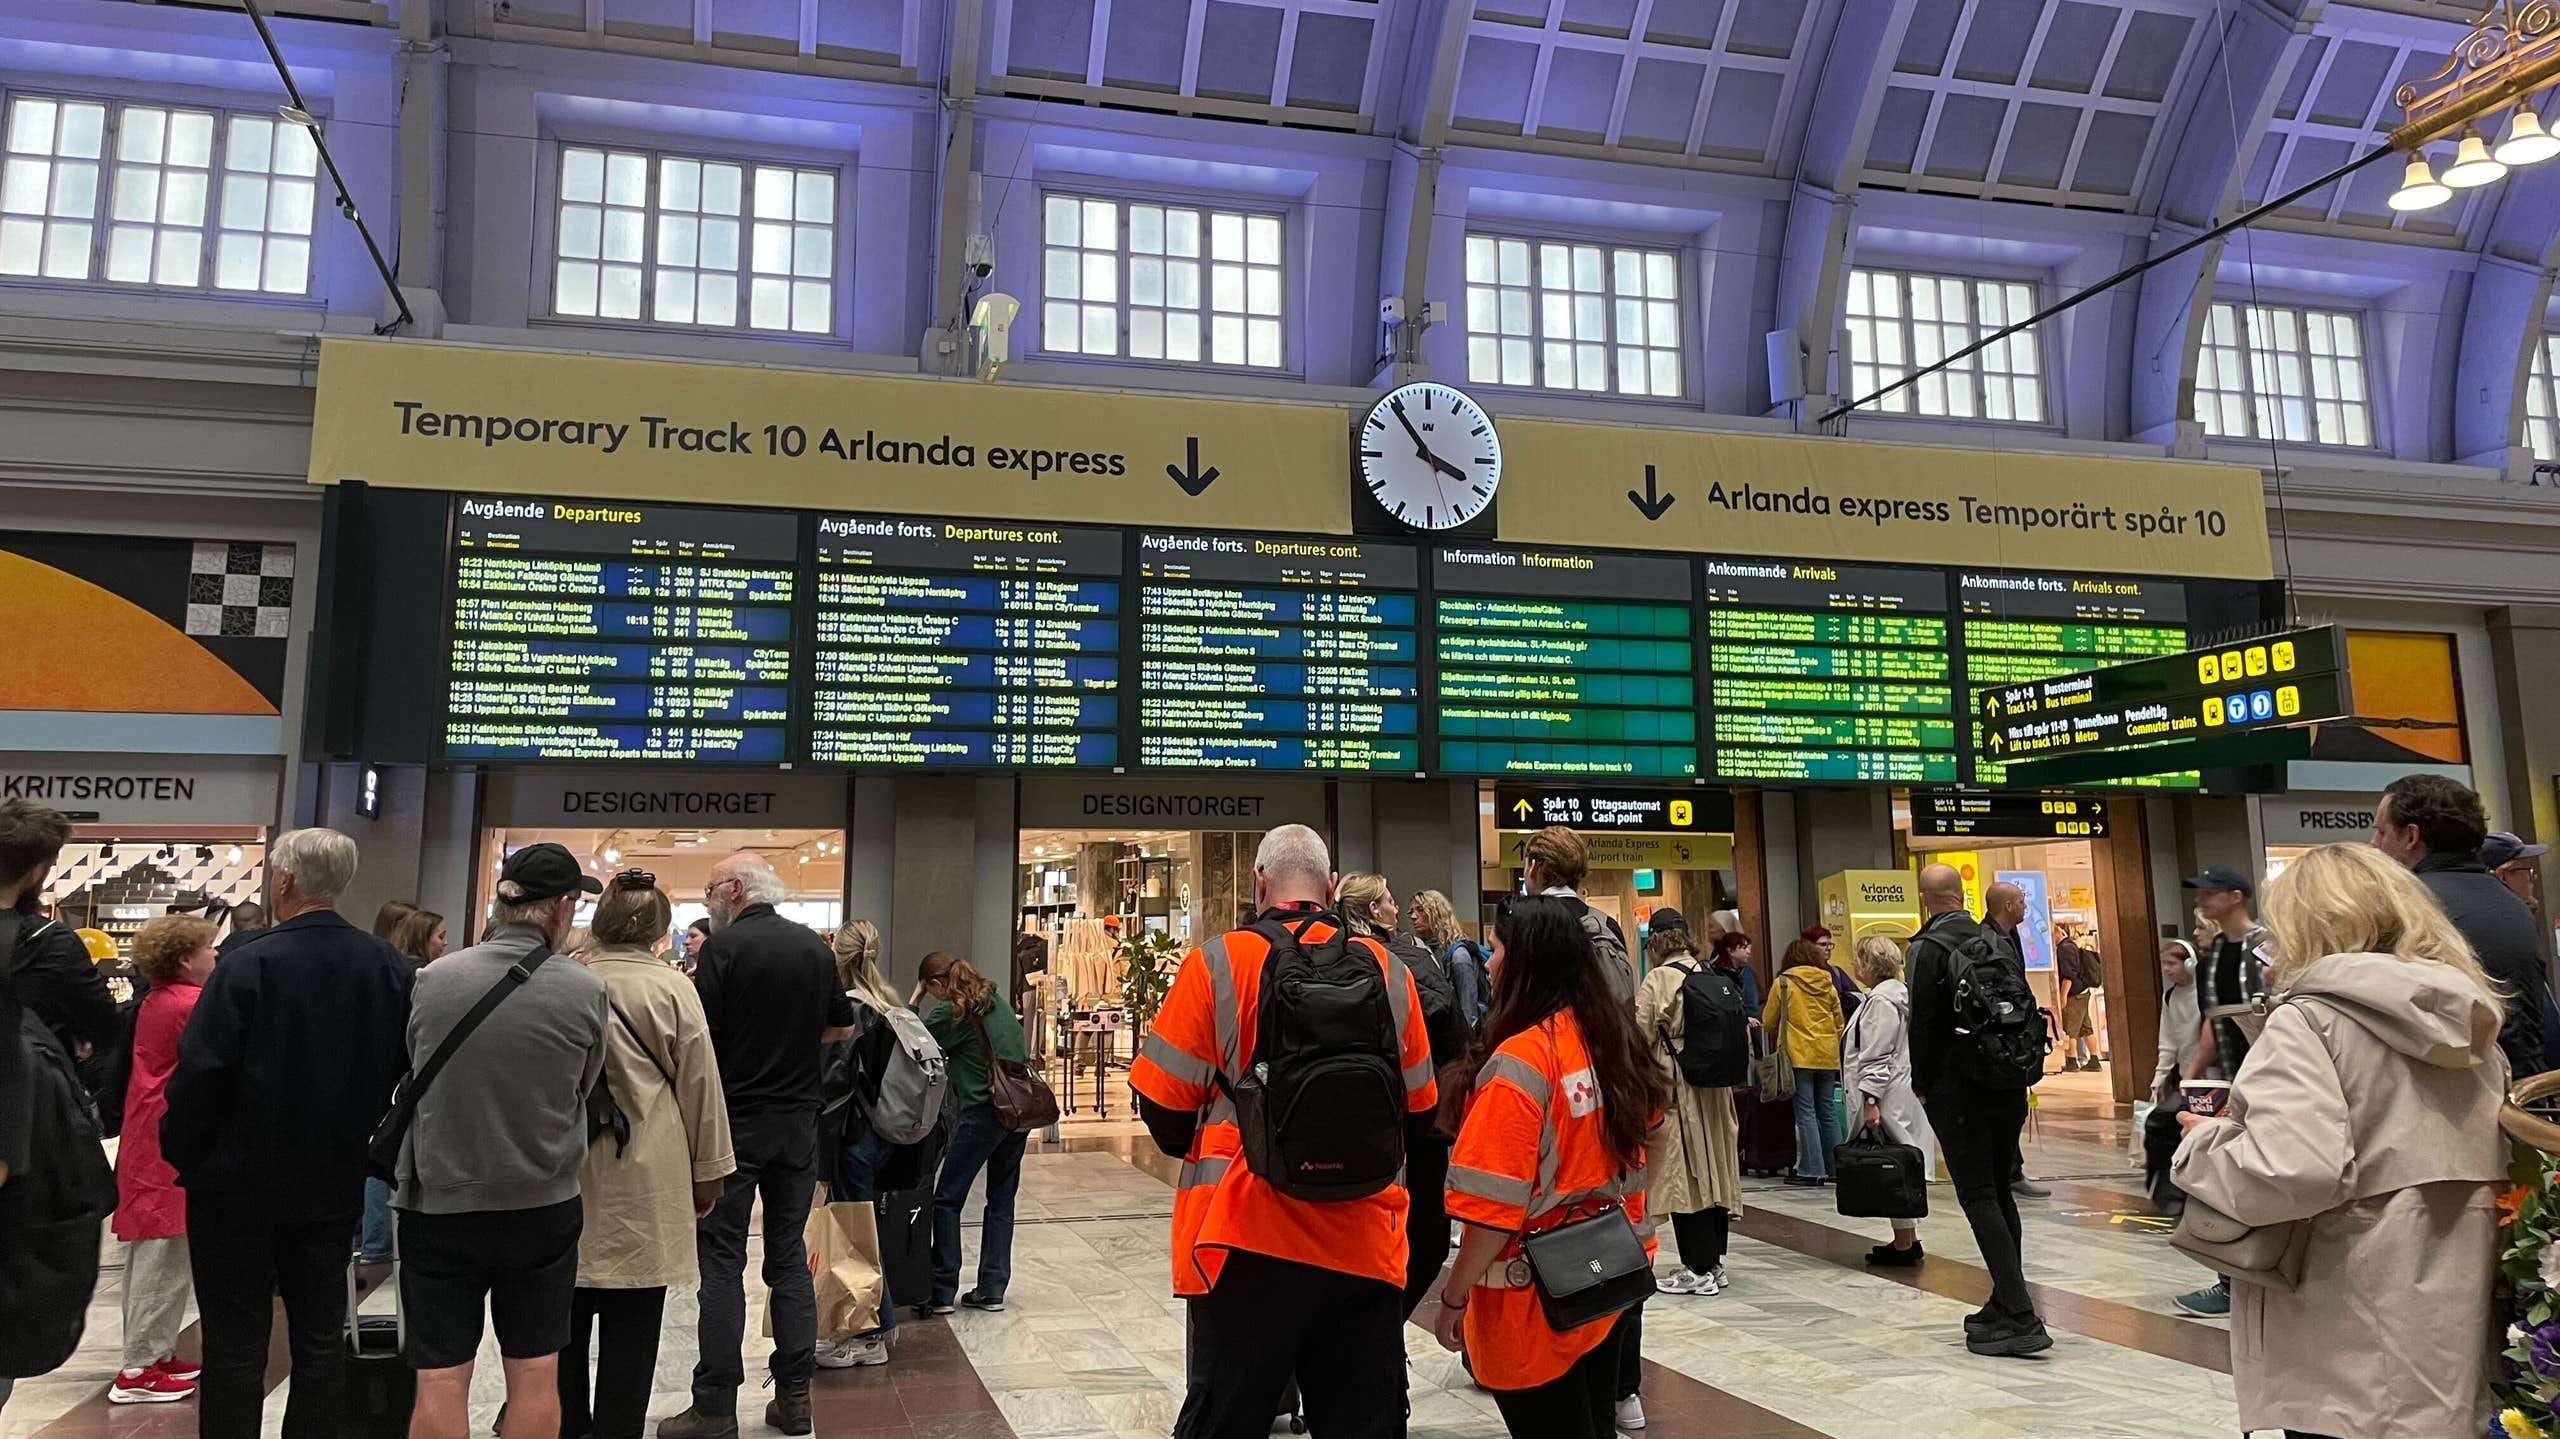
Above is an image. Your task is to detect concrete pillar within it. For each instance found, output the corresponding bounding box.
[416,769,480,927]
[2091,798,2160,1104]
[1793,789,1893,907]
[1370,779,1472,930]
[847,777,896,959]
[1759,789,1803,944]
[312,761,429,936]
[2489,606,2560,942]
[887,777,978,993]
[1336,782,1376,876]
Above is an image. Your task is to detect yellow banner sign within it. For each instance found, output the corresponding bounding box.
[1492,421,2271,579]
[305,339,1355,533]
[1497,831,1735,871]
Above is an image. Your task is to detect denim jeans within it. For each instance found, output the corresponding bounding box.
[358,1177,394,1259]
[839,1126,901,1335]
[931,1103,1027,1306]
[1793,1069,1840,1178]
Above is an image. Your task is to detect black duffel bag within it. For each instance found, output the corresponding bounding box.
[1833,1129,1929,1221]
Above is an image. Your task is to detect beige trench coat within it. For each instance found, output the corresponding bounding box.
[1635,958,1742,1218]
[576,946,736,1289]
[2172,951,2509,1439]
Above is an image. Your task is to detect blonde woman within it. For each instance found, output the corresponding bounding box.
[1634,921,1744,1295]
[1410,888,1487,1029]
[1842,935,1934,1267]
[2171,843,2508,1439]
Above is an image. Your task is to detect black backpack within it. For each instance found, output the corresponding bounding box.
[1668,959,1750,1088]
[1223,914,1406,1203]
[1935,926,2049,1089]
[1397,935,1468,1068]
[0,914,117,1381]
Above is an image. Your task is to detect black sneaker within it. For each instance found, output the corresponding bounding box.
[917,1300,958,1317]
[959,1290,1006,1313]
[1966,1315,2053,1358]
[1783,1173,1822,1187]
[2010,1178,2053,1199]
[1962,1307,1998,1335]
[1864,1241,1924,1268]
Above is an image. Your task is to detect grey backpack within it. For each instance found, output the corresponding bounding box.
[854,992,950,1146]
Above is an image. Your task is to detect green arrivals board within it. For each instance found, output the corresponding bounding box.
[1135,530,1422,772]
[1704,560,1958,784]
[1956,571,2192,786]
[1431,545,1697,779]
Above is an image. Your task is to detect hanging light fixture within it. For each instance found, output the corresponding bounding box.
[2495,101,2560,166]
[2388,151,2454,211]
[2444,125,2509,187]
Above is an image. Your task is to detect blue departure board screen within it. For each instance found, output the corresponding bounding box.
[443,498,798,762]
[1705,559,1959,783]
[1958,570,2194,787]
[808,515,1122,767]
[1136,530,1421,772]
[1432,545,1698,779]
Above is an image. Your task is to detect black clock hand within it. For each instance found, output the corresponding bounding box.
[1426,451,1470,485]
[1390,398,1432,457]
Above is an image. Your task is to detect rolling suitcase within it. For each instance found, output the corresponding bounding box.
[1736,1038,1797,1178]
[878,1185,934,1314]
[344,1249,413,1439]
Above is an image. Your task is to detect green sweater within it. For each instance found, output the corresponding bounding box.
[921,993,1027,1111]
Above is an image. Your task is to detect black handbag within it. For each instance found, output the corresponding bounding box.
[1521,1204,1655,1332]
[1832,1128,1928,1220]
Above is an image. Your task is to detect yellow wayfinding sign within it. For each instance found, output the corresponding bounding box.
[304,338,1355,533]
[1497,831,1735,872]
[1493,420,2272,579]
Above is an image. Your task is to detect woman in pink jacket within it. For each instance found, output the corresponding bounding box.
[110,914,219,1405]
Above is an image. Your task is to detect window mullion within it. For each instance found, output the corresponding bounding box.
[92,103,119,279]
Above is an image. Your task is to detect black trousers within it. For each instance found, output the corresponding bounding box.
[693,1108,819,1408]
[1926,1087,2035,1320]
[560,1286,668,1439]
[1400,1137,1453,1318]
[1176,1251,1404,1439]
[186,1192,357,1439]
[1613,1299,1644,1401]
[1669,1208,1729,1274]
[1491,1310,1625,1439]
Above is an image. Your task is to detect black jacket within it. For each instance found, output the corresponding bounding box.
[2416,853,2549,1077]
[160,909,412,1218]
[11,913,115,1062]
[1905,908,2006,1103]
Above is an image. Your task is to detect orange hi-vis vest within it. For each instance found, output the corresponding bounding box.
[1127,911,1439,1297]
[1446,1012,1657,1391]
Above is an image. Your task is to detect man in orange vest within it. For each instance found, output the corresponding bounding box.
[1129,824,1438,1439]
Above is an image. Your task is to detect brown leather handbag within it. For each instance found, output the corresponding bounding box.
[970,1008,1060,1133]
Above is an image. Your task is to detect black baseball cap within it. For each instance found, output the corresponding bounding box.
[2182,865,2253,898]
[2483,832,2549,869]
[1648,906,1688,932]
[498,842,604,904]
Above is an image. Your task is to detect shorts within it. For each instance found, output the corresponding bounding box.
[397,1197,584,1369]
[2061,991,2095,1038]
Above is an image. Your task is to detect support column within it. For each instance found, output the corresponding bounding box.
[393,0,448,332]
[2489,606,2560,962]
[2091,798,2159,1105]
[1732,790,1770,990]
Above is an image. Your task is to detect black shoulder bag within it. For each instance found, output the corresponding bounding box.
[588,1000,678,1158]
[366,946,552,1182]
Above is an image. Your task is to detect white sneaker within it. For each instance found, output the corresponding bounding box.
[1708,1264,1730,1291]
[1615,1395,1646,1432]
[814,1335,889,1369]
[1694,1268,1724,1297]
[1655,1266,1704,1295]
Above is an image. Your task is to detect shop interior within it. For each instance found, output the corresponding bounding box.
[1895,798,2114,1088]
[43,825,269,1000]
[1015,825,1270,1132]
[479,826,846,955]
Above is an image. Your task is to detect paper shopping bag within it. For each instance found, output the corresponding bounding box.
[810,1200,886,1340]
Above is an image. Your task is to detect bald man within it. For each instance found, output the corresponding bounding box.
[1904,863,2050,1357]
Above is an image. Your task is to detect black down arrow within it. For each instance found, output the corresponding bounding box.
[1628,464,1676,521]
[1167,436,1220,496]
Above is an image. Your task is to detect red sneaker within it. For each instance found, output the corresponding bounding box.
[159,1356,203,1382]
[109,1365,198,1404]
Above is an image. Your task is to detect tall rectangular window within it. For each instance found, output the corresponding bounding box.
[1,93,313,295]
[2527,334,2559,464]
[1462,235,1683,398]
[1842,269,2044,421]
[1041,194,1284,368]
[2194,301,2372,448]
[552,143,836,336]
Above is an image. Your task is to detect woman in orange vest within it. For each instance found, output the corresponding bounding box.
[1433,896,1671,1439]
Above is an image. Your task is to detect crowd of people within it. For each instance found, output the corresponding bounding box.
[0,766,2551,1439]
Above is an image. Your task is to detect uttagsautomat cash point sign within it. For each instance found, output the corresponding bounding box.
[1495,785,1734,833]
[1979,626,2350,763]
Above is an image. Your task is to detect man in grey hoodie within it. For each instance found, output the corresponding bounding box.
[396,843,608,1439]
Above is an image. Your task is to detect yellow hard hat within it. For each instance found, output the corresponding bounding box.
[78,928,118,963]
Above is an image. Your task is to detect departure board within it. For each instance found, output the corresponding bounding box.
[1136,530,1420,772]
[1704,559,1958,783]
[809,516,1121,767]
[444,498,797,762]
[1957,570,2192,786]
[1433,545,1697,779]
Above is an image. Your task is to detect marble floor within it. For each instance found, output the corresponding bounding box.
[7,1083,2282,1439]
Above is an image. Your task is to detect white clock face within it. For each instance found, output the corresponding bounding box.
[1359,382,1501,531]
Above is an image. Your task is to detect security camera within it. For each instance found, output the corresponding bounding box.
[964,232,995,280]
